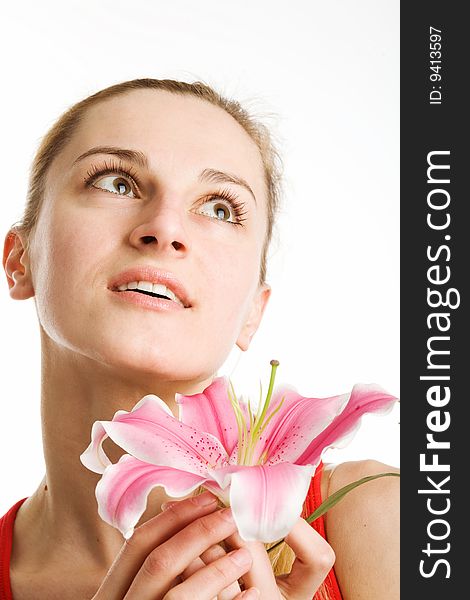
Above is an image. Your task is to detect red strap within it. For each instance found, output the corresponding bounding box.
[302,463,343,600]
[0,498,27,600]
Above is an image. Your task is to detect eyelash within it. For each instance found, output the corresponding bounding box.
[198,187,248,227]
[83,160,248,227]
[84,159,142,191]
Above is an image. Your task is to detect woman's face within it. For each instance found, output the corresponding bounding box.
[14,90,271,384]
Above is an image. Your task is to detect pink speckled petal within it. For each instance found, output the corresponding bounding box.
[96,454,210,539]
[251,387,350,465]
[176,376,239,455]
[294,383,398,466]
[101,395,229,476]
[210,462,315,542]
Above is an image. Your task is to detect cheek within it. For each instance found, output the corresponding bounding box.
[197,236,262,327]
[47,218,102,282]
[31,208,110,327]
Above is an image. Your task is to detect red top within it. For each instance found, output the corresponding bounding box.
[0,498,26,600]
[306,462,343,600]
[0,465,342,599]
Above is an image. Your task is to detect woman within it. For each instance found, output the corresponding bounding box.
[1,78,399,599]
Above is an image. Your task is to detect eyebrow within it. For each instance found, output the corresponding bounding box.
[198,168,256,205]
[72,146,257,204]
[73,146,149,169]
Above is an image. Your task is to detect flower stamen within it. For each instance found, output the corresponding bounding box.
[230,360,281,466]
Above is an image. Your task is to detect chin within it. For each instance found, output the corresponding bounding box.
[94,341,217,388]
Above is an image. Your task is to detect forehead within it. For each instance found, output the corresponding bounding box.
[52,89,266,199]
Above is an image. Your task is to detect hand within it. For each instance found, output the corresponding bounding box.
[221,516,336,599]
[92,491,256,600]
[92,490,335,599]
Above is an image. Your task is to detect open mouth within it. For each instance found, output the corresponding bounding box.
[112,281,188,308]
[109,270,191,308]
[125,289,172,301]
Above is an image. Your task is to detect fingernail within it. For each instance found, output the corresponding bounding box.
[192,492,219,506]
[240,586,260,598]
[228,547,252,567]
[219,507,234,522]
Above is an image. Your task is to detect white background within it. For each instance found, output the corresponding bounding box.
[0,0,399,516]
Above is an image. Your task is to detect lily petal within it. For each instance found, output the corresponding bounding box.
[80,419,117,474]
[295,383,398,466]
[210,462,316,542]
[176,377,239,455]
[251,387,350,465]
[96,454,210,539]
[79,396,172,474]
[101,395,229,476]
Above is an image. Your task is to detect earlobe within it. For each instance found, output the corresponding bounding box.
[3,228,35,300]
[236,284,271,352]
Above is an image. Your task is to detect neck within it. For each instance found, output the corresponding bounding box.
[15,331,214,571]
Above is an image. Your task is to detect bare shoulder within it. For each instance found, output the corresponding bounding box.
[323,460,400,600]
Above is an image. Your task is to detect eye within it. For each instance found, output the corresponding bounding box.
[83,159,141,198]
[195,189,247,227]
[197,199,235,222]
[91,175,136,198]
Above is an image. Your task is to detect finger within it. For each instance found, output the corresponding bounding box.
[181,557,219,600]
[124,507,240,599]
[182,551,242,600]
[234,590,260,600]
[224,531,279,598]
[199,544,242,600]
[278,517,336,600]
[181,543,229,581]
[162,547,253,600]
[93,491,219,599]
[181,556,207,580]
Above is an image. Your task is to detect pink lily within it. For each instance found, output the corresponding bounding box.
[80,361,397,542]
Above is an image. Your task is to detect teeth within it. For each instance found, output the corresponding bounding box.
[154,283,182,306]
[152,283,167,296]
[138,281,153,293]
[116,280,184,306]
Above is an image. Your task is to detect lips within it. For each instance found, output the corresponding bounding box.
[108,266,192,308]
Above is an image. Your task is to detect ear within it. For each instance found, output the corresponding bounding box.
[236,283,271,352]
[3,228,35,300]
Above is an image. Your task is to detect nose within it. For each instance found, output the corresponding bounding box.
[129,203,189,256]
